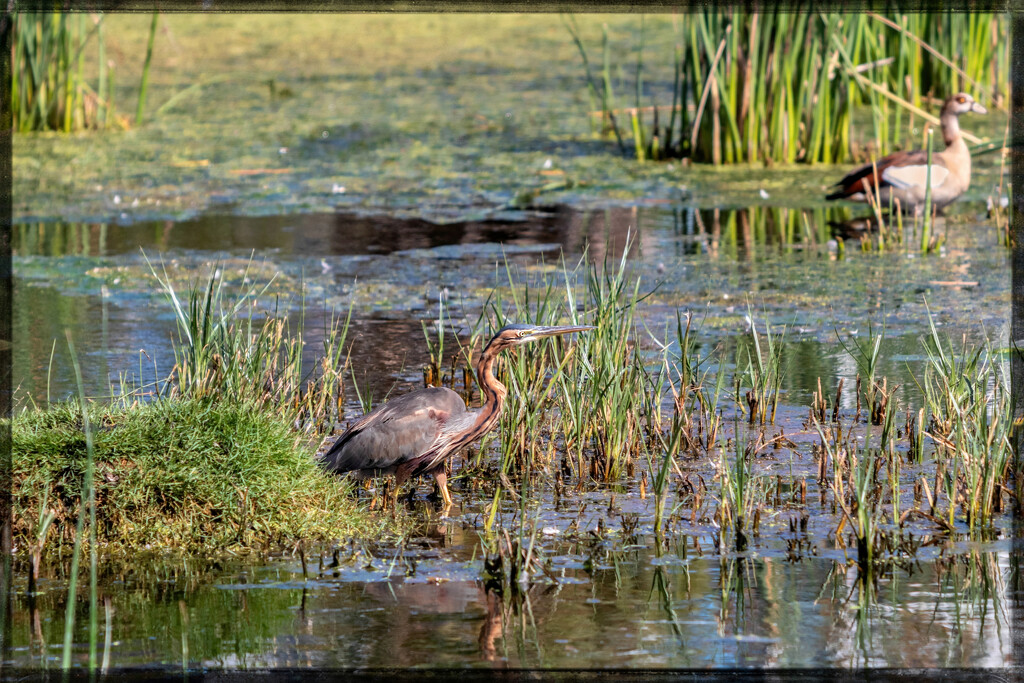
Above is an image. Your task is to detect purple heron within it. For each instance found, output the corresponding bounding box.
[320,323,593,508]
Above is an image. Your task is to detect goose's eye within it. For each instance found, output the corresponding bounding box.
[957,96,966,103]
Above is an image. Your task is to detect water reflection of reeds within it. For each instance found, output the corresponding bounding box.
[11,528,1009,668]
[14,222,110,257]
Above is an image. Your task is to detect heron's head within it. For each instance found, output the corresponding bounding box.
[487,323,594,351]
[943,92,987,117]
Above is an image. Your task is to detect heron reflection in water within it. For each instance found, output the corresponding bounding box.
[320,323,593,509]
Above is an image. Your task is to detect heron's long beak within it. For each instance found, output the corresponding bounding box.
[971,102,988,115]
[529,324,595,340]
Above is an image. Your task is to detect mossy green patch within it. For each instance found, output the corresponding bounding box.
[16,14,1005,225]
[13,398,382,552]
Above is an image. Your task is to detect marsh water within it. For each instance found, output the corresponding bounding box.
[12,204,1011,408]
[10,201,1017,670]
[13,526,1016,669]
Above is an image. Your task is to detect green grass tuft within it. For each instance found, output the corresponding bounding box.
[13,398,374,552]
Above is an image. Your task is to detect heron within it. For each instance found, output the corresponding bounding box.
[319,323,594,509]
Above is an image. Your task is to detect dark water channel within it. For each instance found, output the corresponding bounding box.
[10,203,1014,669]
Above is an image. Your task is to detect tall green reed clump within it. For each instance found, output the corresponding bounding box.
[660,310,724,459]
[484,260,584,480]
[920,314,1011,532]
[481,246,660,486]
[870,12,1009,110]
[647,310,724,535]
[12,12,160,132]
[147,256,352,434]
[12,13,100,132]
[563,249,655,483]
[566,11,1006,164]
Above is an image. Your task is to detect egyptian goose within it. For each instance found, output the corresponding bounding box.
[826,93,986,213]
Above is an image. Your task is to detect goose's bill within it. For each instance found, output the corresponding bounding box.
[971,102,988,114]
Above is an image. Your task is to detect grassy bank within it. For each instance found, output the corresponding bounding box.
[13,397,379,553]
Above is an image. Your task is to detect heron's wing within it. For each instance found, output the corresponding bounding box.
[401,408,482,477]
[320,387,467,474]
[881,163,950,190]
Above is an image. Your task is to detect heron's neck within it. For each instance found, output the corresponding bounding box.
[413,345,510,468]
[475,348,508,428]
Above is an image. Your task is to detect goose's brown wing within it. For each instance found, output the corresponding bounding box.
[826,149,929,200]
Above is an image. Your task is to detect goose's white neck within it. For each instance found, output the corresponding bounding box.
[940,111,962,148]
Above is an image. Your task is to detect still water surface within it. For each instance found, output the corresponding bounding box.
[11,520,1014,669]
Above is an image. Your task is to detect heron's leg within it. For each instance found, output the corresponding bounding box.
[391,468,410,515]
[433,469,454,509]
